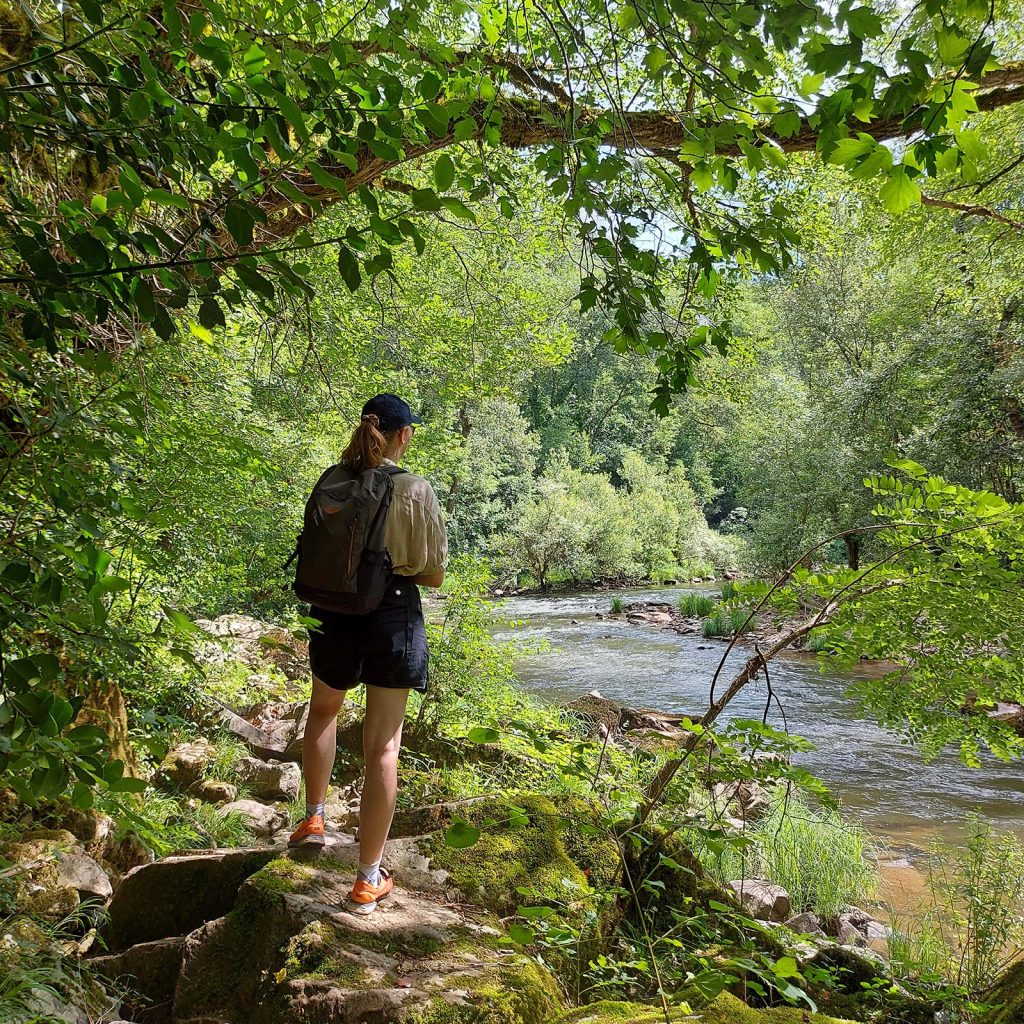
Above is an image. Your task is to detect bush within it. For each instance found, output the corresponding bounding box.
[610,597,625,614]
[677,593,716,617]
[117,793,253,855]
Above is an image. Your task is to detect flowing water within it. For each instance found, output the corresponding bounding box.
[493,585,1024,850]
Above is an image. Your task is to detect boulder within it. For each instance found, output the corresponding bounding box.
[105,847,282,950]
[1,829,82,922]
[554,993,858,1023]
[708,780,773,822]
[165,855,565,1024]
[90,936,185,1024]
[56,851,112,901]
[836,921,867,947]
[784,911,826,938]
[727,879,792,922]
[194,614,309,680]
[234,756,302,801]
[190,779,238,804]
[157,741,214,789]
[218,798,290,836]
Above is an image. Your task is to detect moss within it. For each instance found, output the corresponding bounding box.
[555,993,858,1023]
[232,857,316,927]
[334,922,450,960]
[976,960,1024,1024]
[422,794,614,917]
[412,954,564,1024]
[283,920,380,988]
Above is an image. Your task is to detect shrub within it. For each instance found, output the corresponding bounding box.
[117,793,253,855]
[677,593,715,617]
[721,581,738,601]
[890,815,1024,996]
[610,597,625,614]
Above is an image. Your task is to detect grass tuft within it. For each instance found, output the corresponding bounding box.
[694,794,878,920]
[677,593,716,618]
[702,613,731,638]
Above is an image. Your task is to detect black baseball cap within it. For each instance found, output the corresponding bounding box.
[361,393,422,432]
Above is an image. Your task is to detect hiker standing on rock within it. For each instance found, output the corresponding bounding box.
[286,394,447,915]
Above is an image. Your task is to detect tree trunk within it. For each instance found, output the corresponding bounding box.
[77,676,140,776]
[445,404,473,516]
[844,535,861,570]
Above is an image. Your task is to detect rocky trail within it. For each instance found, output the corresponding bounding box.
[4,614,1019,1023]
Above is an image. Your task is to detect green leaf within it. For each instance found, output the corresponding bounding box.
[411,188,443,212]
[845,6,883,39]
[444,819,481,849]
[774,956,801,978]
[434,153,456,192]
[272,89,310,145]
[879,167,921,213]
[146,188,192,211]
[467,727,499,743]
[507,924,535,944]
[440,197,476,221]
[307,161,351,194]
[198,295,225,330]
[337,244,362,291]
[223,202,257,246]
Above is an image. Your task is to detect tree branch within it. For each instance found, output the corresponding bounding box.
[921,193,1024,231]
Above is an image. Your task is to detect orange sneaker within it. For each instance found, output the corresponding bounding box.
[346,868,393,915]
[287,814,325,848]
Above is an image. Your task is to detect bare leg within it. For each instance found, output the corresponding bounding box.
[358,686,410,867]
[302,677,346,807]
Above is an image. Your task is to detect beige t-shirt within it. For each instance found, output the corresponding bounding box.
[382,460,448,577]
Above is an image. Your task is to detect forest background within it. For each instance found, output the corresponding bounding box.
[2,0,1024,1020]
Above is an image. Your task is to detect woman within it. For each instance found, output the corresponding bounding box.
[288,393,447,916]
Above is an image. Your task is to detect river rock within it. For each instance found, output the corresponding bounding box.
[157,741,214,789]
[836,921,867,946]
[728,879,791,922]
[56,851,112,901]
[218,798,290,836]
[784,911,826,938]
[190,779,238,804]
[709,780,773,821]
[234,756,301,801]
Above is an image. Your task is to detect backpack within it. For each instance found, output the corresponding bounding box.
[290,463,407,614]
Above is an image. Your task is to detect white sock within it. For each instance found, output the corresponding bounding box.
[305,802,325,820]
[358,859,381,886]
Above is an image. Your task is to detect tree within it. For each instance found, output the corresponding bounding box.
[3,0,1024,803]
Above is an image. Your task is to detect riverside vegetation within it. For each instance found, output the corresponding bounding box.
[3,0,1024,1021]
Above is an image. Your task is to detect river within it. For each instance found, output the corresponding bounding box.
[493,585,1024,851]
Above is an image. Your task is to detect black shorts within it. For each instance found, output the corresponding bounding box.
[307,577,429,692]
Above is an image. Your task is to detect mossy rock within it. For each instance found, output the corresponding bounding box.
[421,793,619,917]
[976,959,1024,1024]
[0,829,81,922]
[409,955,563,1024]
[555,993,858,1023]
[167,850,569,1024]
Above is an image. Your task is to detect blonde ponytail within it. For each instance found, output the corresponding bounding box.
[340,413,397,470]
